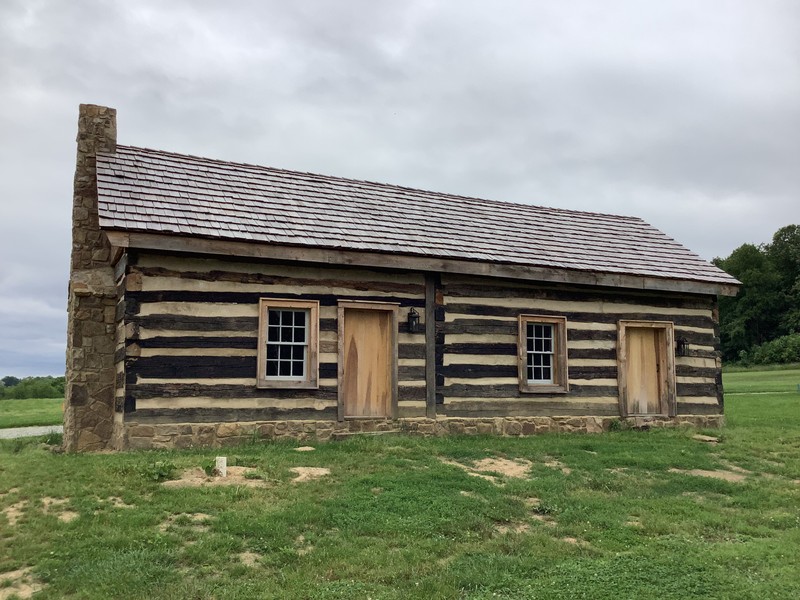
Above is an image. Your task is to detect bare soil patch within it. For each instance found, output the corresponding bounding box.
[295,446,316,452]
[440,456,532,486]
[494,522,530,535]
[162,467,267,488]
[693,434,720,444]
[3,501,27,527]
[290,467,330,482]
[295,534,314,555]
[668,468,747,483]
[238,551,261,567]
[0,567,43,600]
[531,513,557,527]
[543,457,572,475]
[106,496,135,509]
[0,488,19,498]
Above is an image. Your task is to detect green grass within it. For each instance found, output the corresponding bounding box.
[724,367,800,394]
[1,372,799,599]
[0,397,63,428]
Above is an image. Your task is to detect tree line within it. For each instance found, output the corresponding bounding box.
[713,224,800,364]
[0,375,65,399]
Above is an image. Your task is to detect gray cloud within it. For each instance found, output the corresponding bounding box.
[1,0,798,375]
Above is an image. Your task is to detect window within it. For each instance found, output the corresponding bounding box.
[518,315,568,393]
[257,299,319,388]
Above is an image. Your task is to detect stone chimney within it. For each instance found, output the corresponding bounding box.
[64,104,118,451]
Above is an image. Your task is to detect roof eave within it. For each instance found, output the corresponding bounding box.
[104,229,740,297]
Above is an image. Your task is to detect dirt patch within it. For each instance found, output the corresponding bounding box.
[531,513,557,527]
[495,522,530,535]
[162,467,267,488]
[58,511,79,523]
[0,488,19,499]
[41,497,68,511]
[625,517,643,528]
[718,461,752,475]
[3,501,27,527]
[290,467,330,482]
[295,446,316,452]
[159,512,212,533]
[473,457,532,478]
[523,497,541,509]
[239,551,261,567]
[668,468,747,483]
[692,434,720,444]
[543,457,572,475]
[607,467,628,474]
[295,534,314,555]
[0,567,43,600]
[441,456,532,486]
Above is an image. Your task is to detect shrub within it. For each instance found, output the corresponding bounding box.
[749,333,800,365]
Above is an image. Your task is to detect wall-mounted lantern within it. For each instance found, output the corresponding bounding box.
[407,307,421,333]
[676,337,689,357]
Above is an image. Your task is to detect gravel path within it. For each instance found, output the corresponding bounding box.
[0,425,63,439]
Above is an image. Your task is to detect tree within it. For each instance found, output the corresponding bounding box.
[2,375,20,387]
[714,224,800,363]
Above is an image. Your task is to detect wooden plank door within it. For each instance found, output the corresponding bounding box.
[625,327,661,415]
[339,305,396,418]
[618,321,676,417]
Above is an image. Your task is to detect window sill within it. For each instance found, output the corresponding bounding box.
[257,380,319,390]
[519,384,569,394]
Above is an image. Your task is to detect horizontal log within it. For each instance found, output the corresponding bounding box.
[677,383,719,397]
[129,406,339,424]
[137,336,258,349]
[569,366,617,379]
[129,383,338,400]
[442,364,516,378]
[444,383,618,398]
[440,400,620,417]
[676,402,722,415]
[675,366,718,379]
[568,348,617,360]
[444,343,517,355]
[130,356,337,379]
[444,309,715,329]
[132,265,425,294]
[132,315,258,332]
[128,290,424,310]
[442,282,714,310]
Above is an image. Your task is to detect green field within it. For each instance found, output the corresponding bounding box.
[0,397,62,429]
[0,370,799,599]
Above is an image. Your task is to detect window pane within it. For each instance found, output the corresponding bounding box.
[266,360,278,376]
[534,338,543,352]
[268,310,280,326]
[280,326,293,342]
[283,311,294,326]
[527,366,533,380]
[541,354,551,368]
[294,327,306,343]
[279,361,291,376]
[292,346,304,360]
[268,326,279,342]
[527,323,534,338]
[267,345,278,360]
[291,361,304,377]
[295,311,305,327]
[279,346,292,360]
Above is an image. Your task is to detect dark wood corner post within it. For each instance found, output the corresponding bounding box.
[64,104,119,451]
[425,274,444,418]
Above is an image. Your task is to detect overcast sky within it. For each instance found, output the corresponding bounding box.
[1,0,798,377]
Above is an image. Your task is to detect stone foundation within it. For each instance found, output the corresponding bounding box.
[122,414,724,450]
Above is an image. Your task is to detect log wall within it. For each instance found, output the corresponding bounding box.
[123,252,427,424]
[118,252,722,432]
[438,274,722,417]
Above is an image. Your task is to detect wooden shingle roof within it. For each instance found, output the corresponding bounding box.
[95,145,739,292]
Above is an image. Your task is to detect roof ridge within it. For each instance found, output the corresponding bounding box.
[107,145,646,224]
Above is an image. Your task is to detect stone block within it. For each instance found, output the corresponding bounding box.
[521,421,537,435]
[505,420,522,436]
[217,423,239,438]
[127,436,154,450]
[476,422,494,435]
[127,424,154,438]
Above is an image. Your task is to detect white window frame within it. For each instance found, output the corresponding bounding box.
[518,315,568,394]
[257,299,319,389]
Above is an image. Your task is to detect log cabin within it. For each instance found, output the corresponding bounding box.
[65,104,740,451]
